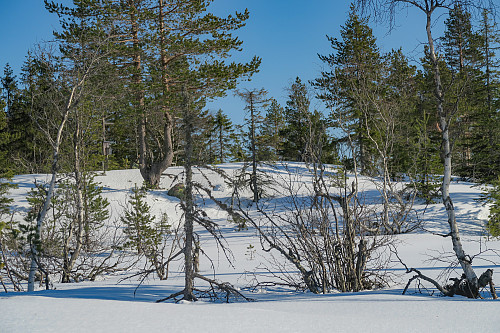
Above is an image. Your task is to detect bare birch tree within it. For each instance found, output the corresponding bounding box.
[24,32,111,290]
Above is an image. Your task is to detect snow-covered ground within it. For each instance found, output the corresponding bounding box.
[2,163,500,332]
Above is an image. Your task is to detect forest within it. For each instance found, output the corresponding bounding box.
[1,0,500,319]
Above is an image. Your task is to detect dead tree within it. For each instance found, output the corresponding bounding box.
[156,90,252,303]
[236,88,269,203]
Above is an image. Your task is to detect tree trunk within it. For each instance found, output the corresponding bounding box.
[62,119,85,283]
[250,93,259,202]
[182,88,196,301]
[425,10,478,292]
[27,75,83,291]
[137,0,176,188]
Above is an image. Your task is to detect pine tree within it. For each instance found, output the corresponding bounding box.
[46,0,260,187]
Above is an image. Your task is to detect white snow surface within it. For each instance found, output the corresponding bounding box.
[2,163,500,332]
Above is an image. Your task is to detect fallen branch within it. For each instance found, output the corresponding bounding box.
[155,273,254,303]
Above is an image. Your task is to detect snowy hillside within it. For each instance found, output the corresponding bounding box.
[2,163,500,332]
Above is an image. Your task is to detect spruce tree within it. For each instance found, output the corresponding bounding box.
[314,5,382,174]
[281,77,311,162]
[259,99,285,161]
[1,64,39,174]
[468,9,500,182]
[283,77,331,164]
[212,109,235,164]
[0,87,9,175]
[442,5,484,178]
[122,185,165,257]
[229,124,247,162]
[237,88,268,202]
[384,49,420,177]
[1,64,18,118]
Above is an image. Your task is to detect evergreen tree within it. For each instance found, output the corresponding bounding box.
[237,88,268,202]
[441,5,484,178]
[468,9,500,182]
[190,109,215,164]
[282,77,331,163]
[384,49,420,176]
[212,109,235,164]
[259,99,285,161]
[1,64,39,174]
[229,124,247,162]
[46,0,260,187]
[484,178,500,237]
[1,64,18,118]
[314,5,382,173]
[121,184,170,280]
[122,185,154,253]
[0,87,9,175]
[281,77,311,162]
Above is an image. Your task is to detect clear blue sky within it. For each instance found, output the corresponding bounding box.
[0,0,445,124]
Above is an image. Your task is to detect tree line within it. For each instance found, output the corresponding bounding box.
[1,4,499,184]
[1,0,500,299]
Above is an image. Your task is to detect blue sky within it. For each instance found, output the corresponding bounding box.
[0,0,445,124]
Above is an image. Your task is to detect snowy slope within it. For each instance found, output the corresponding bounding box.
[1,163,500,332]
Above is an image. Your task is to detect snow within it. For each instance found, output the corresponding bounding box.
[1,163,500,332]
[2,293,499,332]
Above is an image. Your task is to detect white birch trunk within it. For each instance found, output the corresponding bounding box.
[27,82,82,292]
[424,9,478,288]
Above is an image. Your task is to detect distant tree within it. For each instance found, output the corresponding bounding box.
[383,49,420,176]
[441,5,484,178]
[1,64,40,174]
[314,6,382,174]
[281,77,310,162]
[1,64,18,118]
[237,88,269,202]
[467,9,500,182]
[229,124,247,162]
[0,87,10,175]
[212,109,235,164]
[284,77,332,164]
[259,99,285,161]
[190,109,215,164]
